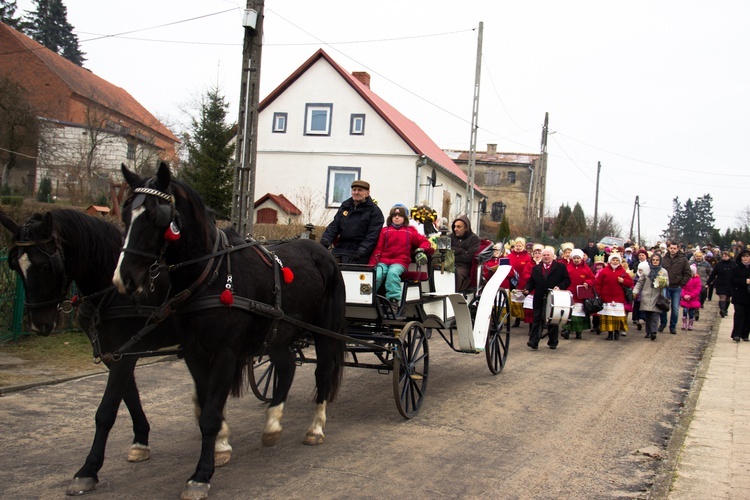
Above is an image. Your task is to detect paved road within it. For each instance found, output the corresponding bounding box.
[0,304,717,499]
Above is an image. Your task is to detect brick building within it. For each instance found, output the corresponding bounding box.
[445,144,543,238]
[0,23,178,199]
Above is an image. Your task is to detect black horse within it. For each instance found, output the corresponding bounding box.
[0,209,232,496]
[113,163,347,500]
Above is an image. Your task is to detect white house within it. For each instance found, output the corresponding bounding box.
[255,49,483,229]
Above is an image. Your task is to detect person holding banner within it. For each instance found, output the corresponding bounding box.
[523,246,571,350]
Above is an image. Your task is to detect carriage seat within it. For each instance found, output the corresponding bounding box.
[401,252,435,282]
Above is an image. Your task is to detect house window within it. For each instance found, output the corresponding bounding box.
[491,202,507,222]
[305,103,333,136]
[126,142,136,160]
[508,171,516,184]
[326,166,360,207]
[484,170,500,186]
[454,193,462,219]
[272,112,287,133]
[350,114,365,135]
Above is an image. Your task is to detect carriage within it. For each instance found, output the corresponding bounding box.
[250,244,513,419]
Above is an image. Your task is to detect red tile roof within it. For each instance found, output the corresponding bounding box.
[259,49,482,194]
[0,23,177,144]
[254,193,301,215]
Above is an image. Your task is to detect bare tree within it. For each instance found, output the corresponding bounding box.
[0,76,40,191]
[736,205,750,230]
[292,186,328,226]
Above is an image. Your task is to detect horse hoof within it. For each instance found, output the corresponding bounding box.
[127,443,151,462]
[214,449,232,467]
[262,431,281,447]
[304,432,325,446]
[66,476,97,496]
[181,480,210,500]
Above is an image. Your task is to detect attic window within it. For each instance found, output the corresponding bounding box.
[272,112,287,133]
[350,114,365,135]
[508,172,516,184]
[305,103,332,136]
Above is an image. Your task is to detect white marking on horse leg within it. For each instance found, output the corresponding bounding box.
[113,206,144,293]
[192,392,232,466]
[262,403,284,447]
[304,401,327,446]
[127,443,151,462]
[214,419,232,467]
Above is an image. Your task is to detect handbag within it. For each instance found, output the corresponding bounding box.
[583,291,604,315]
[655,293,670,312]
[622,285,634,304]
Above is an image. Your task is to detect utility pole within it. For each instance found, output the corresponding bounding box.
[629,195,637,242]
[537,112,549,236]
[592,161,601,241]
[231,1,264,239]
[465,21,483,223]
[636,196,641,247]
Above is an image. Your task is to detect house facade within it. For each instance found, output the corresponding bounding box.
[0,23,178,200]
[446,144,543,237]
[254,49,483,230]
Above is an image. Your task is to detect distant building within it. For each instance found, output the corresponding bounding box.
[254,193,302,224]
[445,144,543,237]
[0,23,178,199]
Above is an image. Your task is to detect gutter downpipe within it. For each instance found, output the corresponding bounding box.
[527,164,534,219]
[415,156,427,207]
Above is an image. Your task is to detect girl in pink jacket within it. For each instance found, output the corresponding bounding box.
[368,205,432,312]
[680,264,702,330]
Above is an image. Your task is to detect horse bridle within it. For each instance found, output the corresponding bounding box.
[120,185,180,283]
[12,226,68,310]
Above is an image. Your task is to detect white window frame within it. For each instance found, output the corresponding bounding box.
[326,166,360,207]
[350,114,365,135]
[272,112,287,133]
[304,103,333,136]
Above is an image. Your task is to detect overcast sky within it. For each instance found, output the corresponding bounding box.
[15,0,750,243]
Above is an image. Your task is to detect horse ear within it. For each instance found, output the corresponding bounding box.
[0,210,20,235]
[41,212,55,237]
[121,163,142,187]
[155,162,171,191]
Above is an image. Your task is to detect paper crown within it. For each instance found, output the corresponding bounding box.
[594,255,605,263]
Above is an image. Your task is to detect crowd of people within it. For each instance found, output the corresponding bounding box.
[318,179,750,348]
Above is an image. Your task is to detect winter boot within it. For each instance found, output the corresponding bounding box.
[606,331,614,340]
[719,301,727,317]
[614,331,621,340]
[688,319,694,330]
[681,317,688,330]
[695,310,700,321]
[513,318,521,328]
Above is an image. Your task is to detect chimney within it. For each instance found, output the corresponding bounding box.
[352,71,371,88]
[487,143,497,156]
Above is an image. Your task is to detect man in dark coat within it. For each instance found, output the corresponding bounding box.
[524,246,571,350]
[660,242,692,334]
[730,249,750,341]
[320,180,384,264]
[449,214,481,292]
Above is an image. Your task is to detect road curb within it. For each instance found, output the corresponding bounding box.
[649,309,719,499]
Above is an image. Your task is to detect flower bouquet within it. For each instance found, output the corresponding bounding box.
[410,205,438,224]
[653,275,669,289]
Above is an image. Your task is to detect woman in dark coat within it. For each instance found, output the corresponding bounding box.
[708,251,736,317]
[729,250,750,342]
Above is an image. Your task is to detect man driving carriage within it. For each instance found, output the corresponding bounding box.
[320,180,384,264]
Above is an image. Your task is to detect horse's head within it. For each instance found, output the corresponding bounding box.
[0,210,67,335]
[113,162,180,295]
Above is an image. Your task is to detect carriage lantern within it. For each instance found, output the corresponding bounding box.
[301,223,315,240]
[437,227,451,252]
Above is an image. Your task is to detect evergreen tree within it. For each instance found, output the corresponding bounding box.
[21,0,85,66]
[181,86,236,218]
[0,0,21,28]
[552,203,572,238]
[570,202,587,237]
[496,216,510,242]
[661,194,715,244]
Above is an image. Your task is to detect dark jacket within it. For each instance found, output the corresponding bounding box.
[320,197,384,264]
[708,259,736,296]
[730,260,750,305]
[449,215,481,269]
[661,251,692,288]
[525,260,571,309]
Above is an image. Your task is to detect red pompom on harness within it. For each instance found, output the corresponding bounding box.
[164,222,181,241]
[282,267,294,284]
[220,289,234,305]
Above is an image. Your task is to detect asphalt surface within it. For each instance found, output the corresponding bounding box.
[0,302,722,499]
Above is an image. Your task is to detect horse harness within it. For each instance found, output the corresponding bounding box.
[10,225,67,311]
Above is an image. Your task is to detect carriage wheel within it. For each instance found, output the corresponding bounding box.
[392,321,429,419]
[249,355,276,402]
[485,288,511,375]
